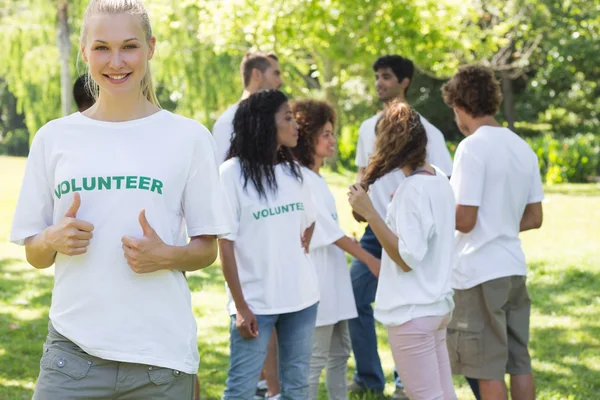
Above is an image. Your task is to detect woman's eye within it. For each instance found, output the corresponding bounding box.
[94,46,108,50]
[124,45,138,49]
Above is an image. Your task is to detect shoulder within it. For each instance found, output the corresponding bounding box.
[419,115,444,138]
[163,111,213,142]
[213,104,238,127]
[30,113,82,145]
[359,114,380,134]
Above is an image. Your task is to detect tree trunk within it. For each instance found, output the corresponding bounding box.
[57,0,72,116]
[501,70,515,130]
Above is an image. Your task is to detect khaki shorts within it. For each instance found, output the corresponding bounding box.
[33,322,194,400]
[447,276,532,380]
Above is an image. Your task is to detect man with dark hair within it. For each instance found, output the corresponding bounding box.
[349,55,453,399]
[442,65,543,400]
[73,75,95,112]
[212,51,282,163]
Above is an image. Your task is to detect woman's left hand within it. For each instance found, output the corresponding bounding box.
[122,210,170,274]
[348,184,376,222]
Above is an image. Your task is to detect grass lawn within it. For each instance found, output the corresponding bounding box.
[1,155,599,399]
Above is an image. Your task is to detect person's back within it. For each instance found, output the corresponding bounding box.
[452,126,541,288]
[443,65,542,400]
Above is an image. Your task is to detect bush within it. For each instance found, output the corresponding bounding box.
[0,129,29,156]
[527,133,600,184]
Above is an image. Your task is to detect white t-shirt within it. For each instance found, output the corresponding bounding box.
[212,104,239,164]
[304,168,358,327]
[450,126,544,290]
[220,159,319,315]
[355,113,453,218]
[10,111,231,374]
[375,169,455,327]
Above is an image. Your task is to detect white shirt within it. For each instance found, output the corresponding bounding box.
[10,111,231,374]
[450,126,544,290]
[355,113,453,218]
[220,159,319,315]
[304,168,357,327]
[375,169,455,327]
[212,104,239,163]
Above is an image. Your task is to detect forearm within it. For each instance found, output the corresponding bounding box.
[24,229,57,269]
[335,235,380,276]
[365,213,412,272]
[218,239,248,309]
[164,236,218,272]
[520,215,540,232]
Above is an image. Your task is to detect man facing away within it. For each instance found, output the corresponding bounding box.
[212,51,282,164]
[349,54,453,399]
[442,65,543,400]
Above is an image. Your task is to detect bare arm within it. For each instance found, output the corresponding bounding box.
[348,184,412,272]
[334,236,381,277]
[25,192,94,269]
[162,236,218,271]
[456,205,478,233]
[520,202,543,232]
[218,238,257,338]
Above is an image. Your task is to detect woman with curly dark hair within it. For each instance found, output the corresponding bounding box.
[347,101,457,400]
[290,100,380,400]
[219,89,319,399]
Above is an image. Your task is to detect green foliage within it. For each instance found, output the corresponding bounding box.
[0,129,29,156]
[528,133,600,184]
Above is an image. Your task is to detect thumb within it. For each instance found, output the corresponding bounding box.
[64,192,81,218]
[138,209,155,237]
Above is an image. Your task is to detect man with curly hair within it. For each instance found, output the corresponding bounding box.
[442,65,544,400]
[349,55,453,400]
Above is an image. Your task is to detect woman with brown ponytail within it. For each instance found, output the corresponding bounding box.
[347,101,457,400]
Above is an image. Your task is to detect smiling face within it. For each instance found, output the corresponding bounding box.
[313,121,336,158]
[375,67,405,102]
[81,13,155,98]
[275,102,299,148]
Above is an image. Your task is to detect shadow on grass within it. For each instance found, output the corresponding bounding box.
[528,262,600,397]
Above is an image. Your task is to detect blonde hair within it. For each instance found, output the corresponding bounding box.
[80,0,160,107]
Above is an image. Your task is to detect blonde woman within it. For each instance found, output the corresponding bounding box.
[10,1,230,398]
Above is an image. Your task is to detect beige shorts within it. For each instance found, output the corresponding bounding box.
[447,276,532,380]
[33,322,194,400]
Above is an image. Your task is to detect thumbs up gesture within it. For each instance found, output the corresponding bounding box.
[45,192,95,256]
[121,210,168,274]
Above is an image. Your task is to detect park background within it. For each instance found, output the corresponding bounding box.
[0,0,599,399]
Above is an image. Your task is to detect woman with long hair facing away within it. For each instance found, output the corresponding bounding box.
[290,100,381,400]
[9,1,231,399]
[219,89,319,399]
[347,101,457,400]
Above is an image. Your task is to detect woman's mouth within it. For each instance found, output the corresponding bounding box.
[104,73,132,84]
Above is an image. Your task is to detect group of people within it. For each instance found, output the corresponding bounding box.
[10,1,544,400]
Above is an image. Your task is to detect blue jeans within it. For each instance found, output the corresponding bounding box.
[223,303,318,399]
[349,225,404,391]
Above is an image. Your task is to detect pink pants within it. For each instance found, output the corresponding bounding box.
[387,313,457,400]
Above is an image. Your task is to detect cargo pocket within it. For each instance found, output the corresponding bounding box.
[148,366,184,386]
[447,289,485,370]
[40,347,92,380]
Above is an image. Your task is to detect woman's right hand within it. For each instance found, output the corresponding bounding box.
[45,192,94,256]
[236,304,259,339]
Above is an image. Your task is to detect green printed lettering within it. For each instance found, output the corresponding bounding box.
[261,210,269,218]
[269,208,276,216]
[98,176,111,190]
[289,203,296,211]
[138,176,151,190]
[71,178,82,192]
[275,206,281,215]
[83,177,96,191]
[54,186,62,199]
[126,176,138,189]
[332,212,338,221]
[281,205,289,213]
[297,202,304,210]
[113,176,125,189]
[150,179,163,194]
[253,212,261,220]
[60,181,70,195]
